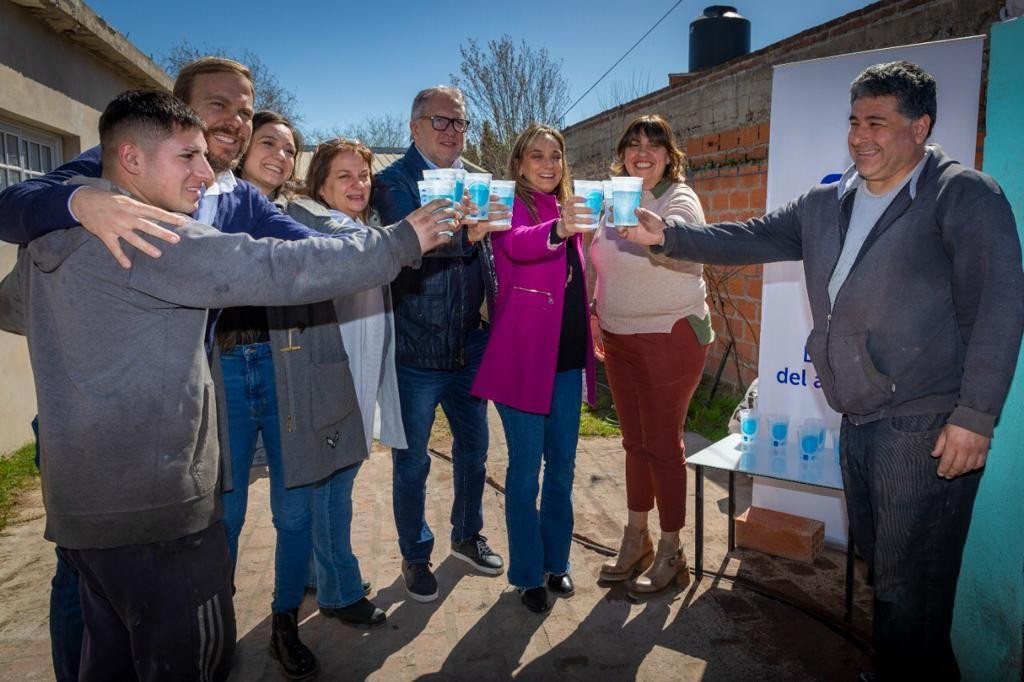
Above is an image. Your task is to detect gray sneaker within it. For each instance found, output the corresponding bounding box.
[451,534,504,575]
[401,561,438,603]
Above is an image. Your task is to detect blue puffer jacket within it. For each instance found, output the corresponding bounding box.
[371,145,490,370]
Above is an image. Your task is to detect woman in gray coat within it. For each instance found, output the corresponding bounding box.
[217,114,401,679]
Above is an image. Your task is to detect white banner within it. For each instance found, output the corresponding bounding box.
[754,37,984,544]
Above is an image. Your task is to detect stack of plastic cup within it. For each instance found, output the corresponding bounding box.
[767,414,789,449]
[417,178,457,226]
[738,409,759,446]
[611,176,643,226]
[603,180,615,227]
[490,180,516,227]
[424,168,466,204]
[573,180,604,230]
[465,173,492,220]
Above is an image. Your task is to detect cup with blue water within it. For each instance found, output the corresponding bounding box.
[738,408,759,446]
[418,178,458,234]
[424,168,466,206]
[603,180,614,227]
[611,176,644,226]
[490,180,516,227]
[767,414,789,450]
[798,418,826,461]
[573,180,604,231]
[465,173,492,220]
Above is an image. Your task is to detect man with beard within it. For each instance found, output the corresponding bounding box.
[0,57,409,681]
[0,88,451,682]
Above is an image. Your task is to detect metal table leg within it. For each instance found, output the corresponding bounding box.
[695,464,704,579]
[844,535,855,623]
[727,470,736,552]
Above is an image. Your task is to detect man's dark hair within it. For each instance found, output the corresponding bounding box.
[850,61,937,136]
[99,90,206,155]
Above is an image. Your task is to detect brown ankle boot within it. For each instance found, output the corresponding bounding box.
[600,526,654,582]
[630,538,689,596]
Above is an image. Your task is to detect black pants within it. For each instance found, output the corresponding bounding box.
[841,414,981,681]
[60,521,236,682]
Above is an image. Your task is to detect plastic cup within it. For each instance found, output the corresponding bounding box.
[465,173,492,220]
[827,428,840,458]
[798,424,820,461]
[611,176,643,226]
[738,409,759,445]
[768,414,789,448]
[418,178,457,225]
[603,180,615,227]
[490,180,516,227]
[804,418,826,453]
[422,170,461,205]
[573,180,603,230]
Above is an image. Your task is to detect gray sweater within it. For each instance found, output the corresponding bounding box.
[0,180,421,550]
[653,145,1023,437]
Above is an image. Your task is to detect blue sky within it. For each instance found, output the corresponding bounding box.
[87,0,873,133]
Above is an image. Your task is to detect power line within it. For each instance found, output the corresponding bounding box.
[559,0,686,124]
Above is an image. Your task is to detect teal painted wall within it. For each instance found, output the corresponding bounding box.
[952,17,1024,681]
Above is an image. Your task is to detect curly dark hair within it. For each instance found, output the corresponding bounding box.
[850,61,937,136]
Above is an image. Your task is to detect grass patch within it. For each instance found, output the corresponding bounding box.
[581,364,620,437]
[687,379,745,442]
[0,442,39,531]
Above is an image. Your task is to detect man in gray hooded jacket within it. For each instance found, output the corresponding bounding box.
[623,61,1023,679]
[0,90,459,681]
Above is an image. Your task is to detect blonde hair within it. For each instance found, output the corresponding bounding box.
[506,124,571,223]
[305,138,374,223]
[610,114,686,183]
[172,57,253,104]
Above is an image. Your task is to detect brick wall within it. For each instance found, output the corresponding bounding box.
[565,0,1004,392]
[687,123,769,389]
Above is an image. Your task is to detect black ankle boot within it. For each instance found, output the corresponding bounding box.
[269,609,320,680]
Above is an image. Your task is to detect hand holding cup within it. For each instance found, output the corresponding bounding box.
[618,207,666,246]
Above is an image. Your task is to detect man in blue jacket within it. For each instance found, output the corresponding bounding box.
[372,86,504,602]
[625,61,1024,679]
[0,57,423,680]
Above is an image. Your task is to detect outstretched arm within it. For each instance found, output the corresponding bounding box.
[0,147,184,267]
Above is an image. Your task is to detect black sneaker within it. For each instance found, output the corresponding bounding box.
[402,561,438,603]
[319,598,386,630]
[451,534,504,575]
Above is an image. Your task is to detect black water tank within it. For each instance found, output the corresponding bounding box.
[689,5,751,71]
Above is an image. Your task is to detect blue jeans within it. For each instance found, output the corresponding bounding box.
[220,343,310,613]
[36,417,84,682]
[311,463,365,608]
[496,369,582,589]
[392,327,490,564]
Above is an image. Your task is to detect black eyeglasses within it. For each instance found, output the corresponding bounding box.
[421,115,470,133]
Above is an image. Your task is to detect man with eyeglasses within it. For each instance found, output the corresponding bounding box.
[372,86,504,603]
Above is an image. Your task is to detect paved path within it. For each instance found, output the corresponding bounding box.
[0,407,872,680]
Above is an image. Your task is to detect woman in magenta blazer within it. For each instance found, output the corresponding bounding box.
[471,124,596,614]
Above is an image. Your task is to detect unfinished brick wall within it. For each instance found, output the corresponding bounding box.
[685,123,769,389]
[566,0,1003,392]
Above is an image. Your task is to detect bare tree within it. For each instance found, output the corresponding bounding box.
[463,121,510,177]
[452,35,570,174]
[161,40,302,126]
[309,113,408,148]
[596,68,657,111]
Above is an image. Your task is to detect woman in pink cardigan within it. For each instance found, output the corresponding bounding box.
[471,124,596,614]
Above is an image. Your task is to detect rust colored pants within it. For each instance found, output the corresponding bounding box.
[601,318,708,533]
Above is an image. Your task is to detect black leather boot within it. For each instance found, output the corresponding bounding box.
[269,609,320,680]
